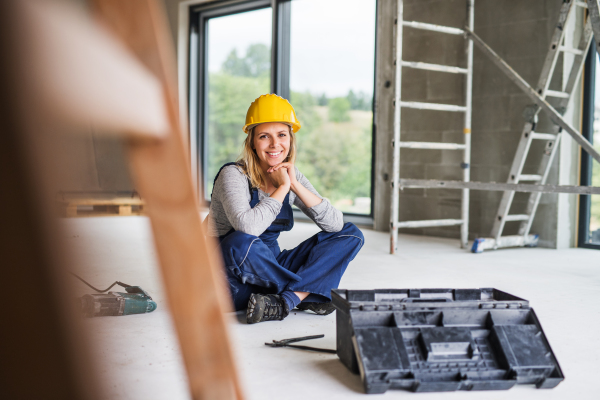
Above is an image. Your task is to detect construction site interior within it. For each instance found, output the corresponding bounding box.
[1,1,599,400]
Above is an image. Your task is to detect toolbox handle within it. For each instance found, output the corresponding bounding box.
[401,298,453,303]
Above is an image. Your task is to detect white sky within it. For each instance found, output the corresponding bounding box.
[207,8,272,73]
[207,0,376,98]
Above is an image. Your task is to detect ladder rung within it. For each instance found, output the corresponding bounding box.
[545,90,570,99]
[400,61,468,74]
[402,21,464,35]
[503,214,530,222]
[400,101,467,112]
[399,142,466,150]
[530,132,558,140]
[518,174,542,182]
[575,1,588,8]
[396,219,464,229]
[558,45,585,56]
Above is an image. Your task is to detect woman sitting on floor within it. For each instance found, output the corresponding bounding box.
[204,94,364,324]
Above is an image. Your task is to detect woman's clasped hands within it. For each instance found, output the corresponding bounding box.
[267,162,295,189]
[267,162,321,207]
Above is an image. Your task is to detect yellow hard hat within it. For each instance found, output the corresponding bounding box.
[243,94,301,134]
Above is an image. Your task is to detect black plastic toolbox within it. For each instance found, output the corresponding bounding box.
[331,288,563,394]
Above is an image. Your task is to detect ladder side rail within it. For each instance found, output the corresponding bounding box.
[587,1,600,55]
[489,2,574,240]
[489,122,535,239]
[537,2,575,96]
[557,18,593,111]
[390,0,404,254]
[461,0,474,248]
[392,0,474,252]
[519,134,563,236]
[519,17,592,236]
[465,29,600,163]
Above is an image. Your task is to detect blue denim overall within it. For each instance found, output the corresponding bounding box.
[214,163,364,311]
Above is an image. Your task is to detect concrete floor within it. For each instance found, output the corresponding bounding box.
[64,216,600,400]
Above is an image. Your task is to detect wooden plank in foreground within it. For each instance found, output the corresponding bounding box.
[91,1,243,399]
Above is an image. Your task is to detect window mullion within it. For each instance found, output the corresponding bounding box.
[579,44,598,248]
[271,0,291,99]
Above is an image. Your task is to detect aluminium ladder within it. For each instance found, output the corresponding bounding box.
[390,0,474,254]
[472,0,593,252]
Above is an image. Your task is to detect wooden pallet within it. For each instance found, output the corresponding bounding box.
[56,196,145,217]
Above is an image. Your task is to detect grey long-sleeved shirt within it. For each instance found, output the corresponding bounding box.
[204,164,343,237]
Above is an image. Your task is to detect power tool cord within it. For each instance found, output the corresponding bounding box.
[70,272,132,293]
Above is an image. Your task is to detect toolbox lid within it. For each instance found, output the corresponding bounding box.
[332,288,528,312]
[332,288,563,394]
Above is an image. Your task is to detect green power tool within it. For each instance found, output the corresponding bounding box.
[72,273,157,317]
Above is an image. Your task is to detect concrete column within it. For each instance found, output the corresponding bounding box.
[556,6,585,248]
[373,0,397,231]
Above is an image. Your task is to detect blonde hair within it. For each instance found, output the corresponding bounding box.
[237,124,296,189]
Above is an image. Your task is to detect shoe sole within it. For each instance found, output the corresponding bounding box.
[246,293,264,324]
[247,293,288,323]
[297,303,336,315]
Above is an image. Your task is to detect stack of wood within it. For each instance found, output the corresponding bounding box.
[56,192,145,217]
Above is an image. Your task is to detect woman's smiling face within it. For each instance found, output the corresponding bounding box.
[252,122,290,170]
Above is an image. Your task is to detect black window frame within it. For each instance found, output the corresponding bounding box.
[579,44,600,249]
[188,0,378,222]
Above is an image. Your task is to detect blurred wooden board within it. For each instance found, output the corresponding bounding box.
[92,1,244,399]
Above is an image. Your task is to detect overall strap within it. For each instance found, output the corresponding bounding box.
[211,162,252,199]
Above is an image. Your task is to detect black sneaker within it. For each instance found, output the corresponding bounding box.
[296,302,336,315]
[247,293,290,324]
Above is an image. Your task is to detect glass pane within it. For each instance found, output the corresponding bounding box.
[206,8,272,198]
[289,0,376,215]
[590,58,600,243]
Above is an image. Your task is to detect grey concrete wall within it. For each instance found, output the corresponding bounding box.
[162,0,183,47]
[373,0,397,232]
[381,0,569,247]
[55,0,213,194]
[393,0,468,240]
[54,132,134,192]
[162,0,219,46]
[471,0,568,247]
[53,0,136,194]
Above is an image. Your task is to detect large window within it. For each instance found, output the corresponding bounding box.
[289,0,375,215]
[190,0,376,216]
[580,46,600,249]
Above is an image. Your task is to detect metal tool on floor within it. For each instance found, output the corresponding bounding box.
[265,334,336,354]
[71,272,157,317]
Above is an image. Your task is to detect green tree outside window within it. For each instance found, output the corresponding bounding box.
[207,44,372,214]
